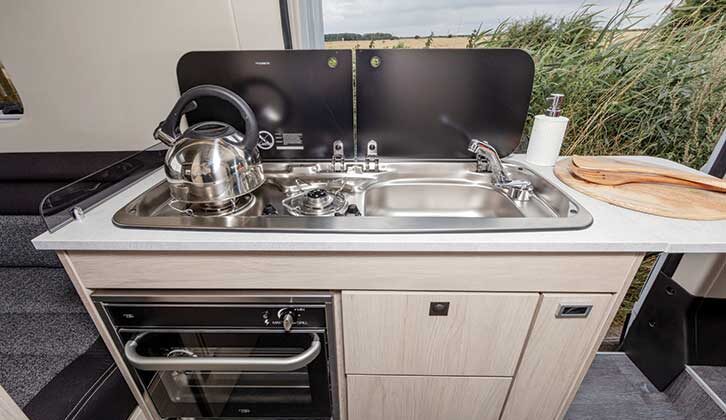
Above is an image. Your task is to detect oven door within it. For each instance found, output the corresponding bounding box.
[121,330,332,419]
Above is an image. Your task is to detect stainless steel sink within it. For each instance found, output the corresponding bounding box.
[364,181,524,218]
[113,160,592,233]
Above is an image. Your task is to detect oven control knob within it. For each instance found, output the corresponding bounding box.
[282,312,295,332]
[277,308,297,331]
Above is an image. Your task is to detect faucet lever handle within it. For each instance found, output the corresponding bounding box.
[467,138,488,153]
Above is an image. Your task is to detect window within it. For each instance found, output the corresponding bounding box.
[322,0,671,50]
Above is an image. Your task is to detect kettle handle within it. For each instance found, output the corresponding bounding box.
[154,85,259,153]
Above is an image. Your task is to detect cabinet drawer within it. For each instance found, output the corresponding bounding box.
[347,375,510,420]
[342,291,538,376]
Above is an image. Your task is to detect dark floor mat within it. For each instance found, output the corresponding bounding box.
[0,268,83,313]
[0,313,97,355]
[565,353,687,420]
[665,367,726,420]
[24,337,137,420]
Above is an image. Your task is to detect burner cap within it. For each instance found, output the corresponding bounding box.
[170,194,255,217]
[307,189,328,199]
[303,188,335,211]
[282,186,347,216]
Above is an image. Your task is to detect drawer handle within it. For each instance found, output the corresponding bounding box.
[556,304,592,318]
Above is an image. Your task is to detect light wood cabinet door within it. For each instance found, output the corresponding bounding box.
[342,291,539,376]
[500,293,614,420]
[347,375,510,420]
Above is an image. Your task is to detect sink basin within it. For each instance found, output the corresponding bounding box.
[113,160,593,233]
[364,181,524,218]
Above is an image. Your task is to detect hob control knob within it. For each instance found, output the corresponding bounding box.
[345,204,362,216]
[262,204,278,216]
[282,313,294,332]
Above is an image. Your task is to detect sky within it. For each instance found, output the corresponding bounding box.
[323,0,674,37]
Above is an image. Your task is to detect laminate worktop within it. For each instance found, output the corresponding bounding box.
[32,155,726,253]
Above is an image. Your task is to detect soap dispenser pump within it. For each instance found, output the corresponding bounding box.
[525,93,569,166]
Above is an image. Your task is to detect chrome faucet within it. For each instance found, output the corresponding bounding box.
[468,139,510,183]
[468,139,533,201]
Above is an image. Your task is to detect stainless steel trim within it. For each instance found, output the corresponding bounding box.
[103,303,326,308]
[112,160,592,233]
[124,332,321,372]
[113,213,592,233]
[118,328,326,334]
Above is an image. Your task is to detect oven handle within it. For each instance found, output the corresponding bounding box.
[123,332,321,372]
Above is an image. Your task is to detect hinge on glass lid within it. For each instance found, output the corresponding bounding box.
[364,140,379,172]
[332,140,345,172]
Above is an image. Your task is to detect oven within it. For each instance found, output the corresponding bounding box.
[93,292,339,420]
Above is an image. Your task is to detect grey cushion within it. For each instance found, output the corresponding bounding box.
[0,216,60,267]
[0,354,78,408]
[0,312,97,355]
[0,268,84,313]
[0,311,99,407]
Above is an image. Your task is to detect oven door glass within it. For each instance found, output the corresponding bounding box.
[121,331,332,419]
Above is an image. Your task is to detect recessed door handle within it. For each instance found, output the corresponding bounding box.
[556,304,593,318]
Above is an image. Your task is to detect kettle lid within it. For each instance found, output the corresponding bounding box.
[185,121,240,142]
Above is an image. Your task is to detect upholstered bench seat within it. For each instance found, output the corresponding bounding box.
[0,152,137,420]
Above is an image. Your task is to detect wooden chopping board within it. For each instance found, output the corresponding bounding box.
[554,158,726,220]
[572,155,726,191]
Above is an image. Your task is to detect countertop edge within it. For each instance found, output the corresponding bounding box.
[32,238,669,253]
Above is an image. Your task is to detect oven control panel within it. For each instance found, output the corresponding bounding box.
[262,307,314,331]
[105,303,327,329]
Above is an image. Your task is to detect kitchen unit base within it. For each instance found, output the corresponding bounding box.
[56,250,643,420]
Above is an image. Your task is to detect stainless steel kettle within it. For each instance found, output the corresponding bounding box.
[154,85,264,207]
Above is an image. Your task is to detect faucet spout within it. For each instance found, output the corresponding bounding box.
[468,139,534,201]
[468,139,510,183]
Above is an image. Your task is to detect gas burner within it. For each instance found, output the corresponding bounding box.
[169,194,255,217]
[282,185,347,216]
